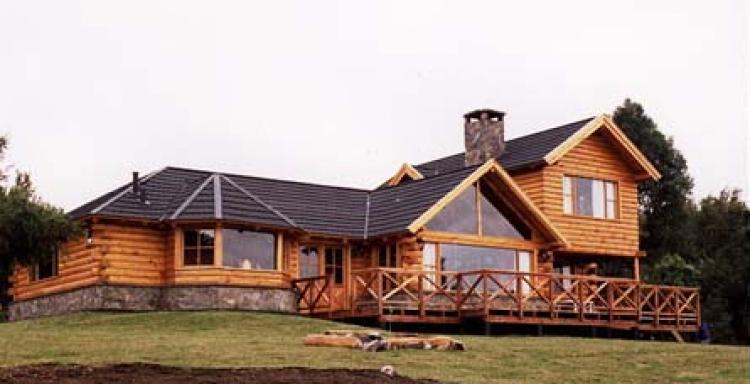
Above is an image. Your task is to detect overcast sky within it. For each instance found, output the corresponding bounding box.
[1,1,748,210]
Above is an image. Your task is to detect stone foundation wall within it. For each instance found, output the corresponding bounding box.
[7,285,297,321]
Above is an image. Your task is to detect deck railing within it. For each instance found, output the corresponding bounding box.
[292,275,333,315]
[293,268,701,331]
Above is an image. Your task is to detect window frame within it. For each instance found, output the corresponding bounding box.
[221,228,277,270]
[299,245,323,278]
[182,228,216,267]
[31,248,59,282]
[374,243,399,268]
[426,181,531,240]
[562,175,619,220]
[324,246,344,286]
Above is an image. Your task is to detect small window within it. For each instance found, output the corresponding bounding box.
[325,247,344,285]
[605,181,617,219]
[563,176,618,219]
[299,245,321,278]
[183,229,215,266]
[377,244,398,268]
[222,229,276,270]
[31,249,59,281]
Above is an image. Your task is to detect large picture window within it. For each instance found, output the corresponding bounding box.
[426,182,528,239]
[423,243,531,291]
[222,229,276,270]
[563,176,618,219]
[183,229,215,266]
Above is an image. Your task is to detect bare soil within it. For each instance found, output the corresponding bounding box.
[0,363,443,384]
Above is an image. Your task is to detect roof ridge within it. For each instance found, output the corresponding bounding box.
[363,193,371,239]
[371,164,480,195]
[220,175,298,228]
[169,174,215,220]
[164,166,370,193]
[90,167,167,215]
[413,116,596,170]
[213,174,223,219]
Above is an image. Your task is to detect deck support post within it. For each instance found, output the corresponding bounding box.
[536,325,543,336]
[484,322,492,336]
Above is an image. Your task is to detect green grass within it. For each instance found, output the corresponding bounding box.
[0,311,747,383]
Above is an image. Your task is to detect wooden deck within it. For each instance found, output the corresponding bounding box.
[292,268,700,333]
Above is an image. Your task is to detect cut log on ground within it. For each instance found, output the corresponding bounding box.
[305,331,465,352]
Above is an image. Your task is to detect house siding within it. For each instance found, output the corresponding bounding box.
[512,131,640,256]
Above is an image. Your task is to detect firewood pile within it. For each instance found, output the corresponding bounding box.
[303,330,465,352]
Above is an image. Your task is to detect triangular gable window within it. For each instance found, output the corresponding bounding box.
[425,186,478,234]
[425,180,530,239]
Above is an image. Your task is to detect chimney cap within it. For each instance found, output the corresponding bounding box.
[463,109,505,120]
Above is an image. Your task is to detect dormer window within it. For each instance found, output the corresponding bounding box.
[563,176,618,219]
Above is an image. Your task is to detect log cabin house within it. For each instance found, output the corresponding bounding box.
[8,109,700,334]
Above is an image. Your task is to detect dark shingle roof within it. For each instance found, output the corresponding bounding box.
[367,166,477,237]
[415,117,593,177]
[69,116,592,238]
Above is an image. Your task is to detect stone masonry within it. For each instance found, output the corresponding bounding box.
[7,285,297,321]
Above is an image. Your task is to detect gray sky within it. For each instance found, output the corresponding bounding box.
[1,1,747,210]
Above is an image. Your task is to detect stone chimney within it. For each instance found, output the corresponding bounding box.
[464,109,506,166]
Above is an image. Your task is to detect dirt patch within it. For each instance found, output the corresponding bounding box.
[0,363,443,384]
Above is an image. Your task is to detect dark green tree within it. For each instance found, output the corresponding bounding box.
[612,99,696,266]
[691,190,749,343]
[0,137,79,309]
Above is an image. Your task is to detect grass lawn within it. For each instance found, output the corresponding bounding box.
[0,311,747,383]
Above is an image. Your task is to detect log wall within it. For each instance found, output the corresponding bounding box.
[97,223,169,286]
[11,221,299,301]
[512,131,641,256]
[11,236,102,301]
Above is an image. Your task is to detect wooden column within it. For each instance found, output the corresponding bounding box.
[214,224,223,267]
[634,257,640,281]
[276,232,284,271]
[173,228,183,270]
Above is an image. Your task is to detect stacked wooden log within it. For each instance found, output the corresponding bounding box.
[303,330,465,352]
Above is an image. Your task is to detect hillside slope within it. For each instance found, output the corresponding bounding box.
[0,312,746,383]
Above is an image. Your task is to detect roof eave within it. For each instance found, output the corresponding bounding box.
[543,114,662,182]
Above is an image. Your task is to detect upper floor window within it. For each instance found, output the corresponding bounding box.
[563,176,618,219]
[183,229,215,266]
[31,248,59,281]
[222,229,276,270]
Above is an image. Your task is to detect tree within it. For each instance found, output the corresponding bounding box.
[612,99,696,266]
[691,190,749,343]
[0,137,79,309]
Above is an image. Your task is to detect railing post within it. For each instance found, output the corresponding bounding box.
[696,291,701,328]
[635,282,642,324]
[549,275,555,319]
[654,286,660,328]
[578,277,584,321]
[517,273,524,319]
[607,282,614,324]
[377,269,383,317]
[328,276,334,318]
[455,273,463,311]
[488,270,490,319]
[418,273,425,318]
